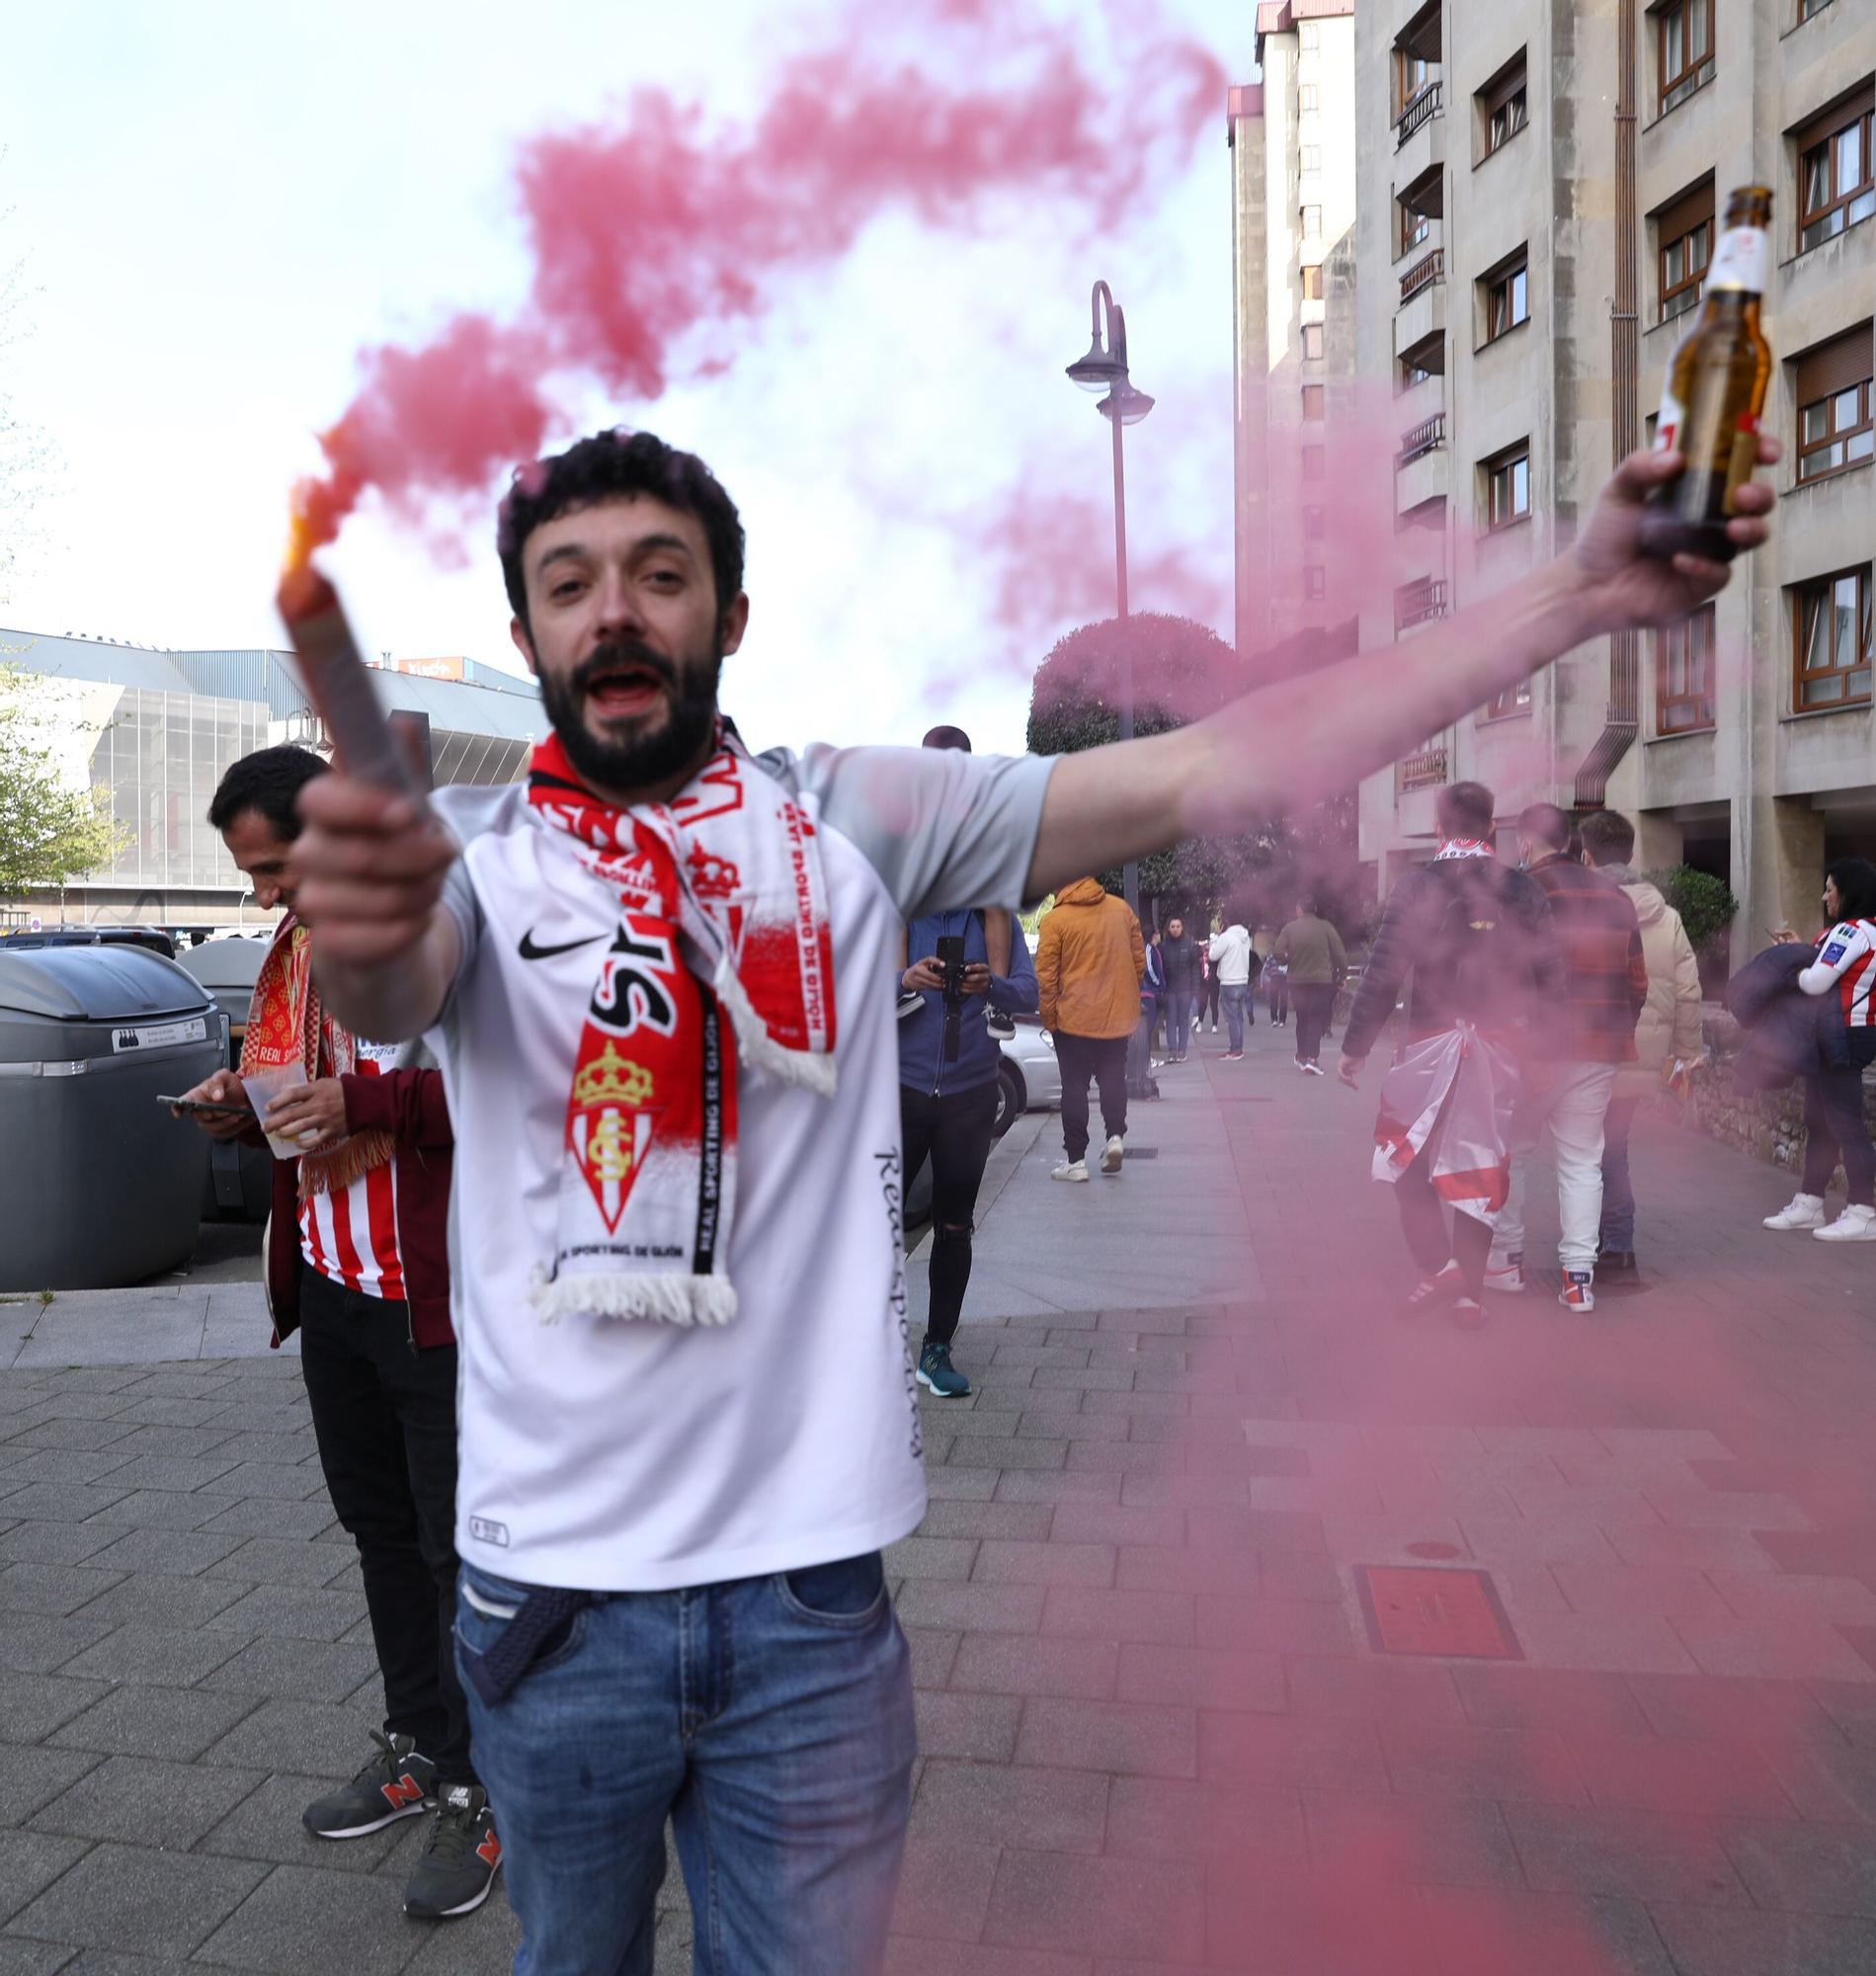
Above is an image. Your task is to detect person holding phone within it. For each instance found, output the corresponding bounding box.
[897,726,1039,1398]
[172,746,495,1926]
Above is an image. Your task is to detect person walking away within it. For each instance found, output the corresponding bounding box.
[1159,915,1198,1061]
[1340,782,1558,1326]
[172,747,496,1923]
[287,424,1778,1969]
[1578,810,1704,1285]
[1038,877,1147,1178]
[898,731,1040,1399]
[1489,803,1647,1311]
[1266,951,1289,1027]
[1764,857,1876,1242]
[1207,914,1256,1059]
[1273,897,1347,1075]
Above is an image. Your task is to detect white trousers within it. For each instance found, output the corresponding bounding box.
[1492,1059,1619,1275]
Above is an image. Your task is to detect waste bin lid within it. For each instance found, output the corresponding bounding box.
[0,945,214,1024]
[176,939,268,997]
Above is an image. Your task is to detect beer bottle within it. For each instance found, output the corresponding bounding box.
[1640,185,1772,562]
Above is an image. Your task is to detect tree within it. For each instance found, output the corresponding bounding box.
[0,666,123,894]
[1024,613,1365,934]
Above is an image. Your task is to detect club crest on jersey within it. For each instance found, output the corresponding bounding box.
[569,1042,659,1231]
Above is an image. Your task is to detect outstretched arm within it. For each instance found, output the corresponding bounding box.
[1026,444,1777,901]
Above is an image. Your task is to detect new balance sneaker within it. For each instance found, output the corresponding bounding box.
[917,1340,972,1398]
[1101,1135,1125,1174]
[1558,1270,1595,1312]
[404,1783,501,1920]
[1763,1192,1826,1231]
[1483,1252,1526,1295]
[302,1731,435,1840]
[1052,1159,1089,1183]
[1815,1204,1876,1243]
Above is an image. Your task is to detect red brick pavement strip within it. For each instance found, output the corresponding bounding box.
[881,1022,1876,1970]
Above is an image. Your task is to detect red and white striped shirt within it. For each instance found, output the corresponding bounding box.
[1808,920,1876,1029]
[298,1041,406,1301]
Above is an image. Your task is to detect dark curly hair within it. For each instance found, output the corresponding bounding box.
[206,745,329,843]
[496,429,746,634]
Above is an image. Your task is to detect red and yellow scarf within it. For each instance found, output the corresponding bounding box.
[525,725,838,1326]
[239,917,393,1197]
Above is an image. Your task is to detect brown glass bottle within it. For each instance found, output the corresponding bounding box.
[1639,186,1773,563]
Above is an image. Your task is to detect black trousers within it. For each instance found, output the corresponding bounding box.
[901,1079,1000,1348]
[1199,975,1222,1027]
[1292,984,1335,1065]
[1801,1031,1876,1207]
[298,1269,474,1783]
[1055,1031,1130,1163]
[1396,1141,1495,1298]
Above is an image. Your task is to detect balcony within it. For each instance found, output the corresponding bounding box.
[1398,412,1445,464]
[1395,577,1450,633]
[1400,250,1444,305]
[1394,255,1446,360]
[1393,81,1444,184]
[1399,744,1449,791]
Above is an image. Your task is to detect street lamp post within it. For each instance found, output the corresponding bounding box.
[1066,280,1158,1097]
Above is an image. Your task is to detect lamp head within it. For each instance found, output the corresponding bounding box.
[1066,334,1125,393]
[1100,382,1156,428]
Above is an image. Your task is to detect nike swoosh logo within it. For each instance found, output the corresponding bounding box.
[518,930,606,962]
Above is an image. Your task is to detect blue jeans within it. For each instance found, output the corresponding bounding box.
[457,1553,916,1974]
[1221,983,1249,1053]
[1165,993,1190,1056]
[1598,1094,1640,1251]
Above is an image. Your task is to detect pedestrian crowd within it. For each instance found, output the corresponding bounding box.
[157,421,1798,1973]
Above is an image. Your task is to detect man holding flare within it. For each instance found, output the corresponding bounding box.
[285,426,1777,1973]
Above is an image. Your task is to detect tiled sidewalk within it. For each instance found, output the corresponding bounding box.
[5,1015,1876,1972]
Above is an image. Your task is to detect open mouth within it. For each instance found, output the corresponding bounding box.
[581,660,669,721]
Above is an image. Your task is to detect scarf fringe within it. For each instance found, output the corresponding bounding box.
[712,956,838,1100]
[530,1268,741,1327]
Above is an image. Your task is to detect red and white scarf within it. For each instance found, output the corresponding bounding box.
[1371,1024,1517,1226]
[526,725,838,1326]
[240,916,393,1199]
[1432,838,1495,862]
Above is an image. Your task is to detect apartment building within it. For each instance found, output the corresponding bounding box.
[1229,0,1358,667]
[1353,0,1875,965]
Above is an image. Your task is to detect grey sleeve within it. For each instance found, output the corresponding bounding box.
[428,786,490,1009]
[777,744,1058,922]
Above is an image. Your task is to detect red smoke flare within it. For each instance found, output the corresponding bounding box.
[285,8,1225,570]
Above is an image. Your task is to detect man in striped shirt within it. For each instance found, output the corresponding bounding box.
[179,747,495,1923]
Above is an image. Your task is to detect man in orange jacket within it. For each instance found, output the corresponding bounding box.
[1035,877,1147,1182]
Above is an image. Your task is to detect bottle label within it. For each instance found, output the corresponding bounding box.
[1654,384,1686,453]
[1724,411,1759,513]
[1705,225,1768,294]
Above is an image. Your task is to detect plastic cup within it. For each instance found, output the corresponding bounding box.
[241,1062,318,1158]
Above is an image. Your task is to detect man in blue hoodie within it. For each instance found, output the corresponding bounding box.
[897,727,1040,1398]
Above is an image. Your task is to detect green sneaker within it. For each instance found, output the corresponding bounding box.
[916,1341,971,1399]
[404,1783,502,1920]
[302,1730,435,1839]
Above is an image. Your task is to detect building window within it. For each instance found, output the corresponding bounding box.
[1482,679,1533,720]
[1798,0,1835,18]
[1302,383,1326,420]
[1400,200,1431,256]
[1300,84,1321,113]
[1798,89,1876,253]
[1301,144,1322,174]
[1301,322,1324,361]
[1400,346,1440,390]
[1482,254,1529,343]
[1793,567,1872,709]
[1480,54,1528,157]
[1304,506,1327,540]
[1795,327,1875,482]
[1302,205,1323,239]
[1302,264,1324,300]
[1485,445,1531,529]
[1303,445,1326,480]
[1656,179,1713,322]
[1303,565,1328,601]
[1656,605,1716,732]
[1395,49,1433,121]
[1658,0,1714,116]
[1300,21,1321,49]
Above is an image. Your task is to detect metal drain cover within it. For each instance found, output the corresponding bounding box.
[1357,1565,1522,1660]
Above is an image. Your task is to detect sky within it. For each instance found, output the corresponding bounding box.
[0,0,1247,758]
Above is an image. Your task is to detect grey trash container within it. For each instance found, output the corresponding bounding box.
[0,945,225,1290]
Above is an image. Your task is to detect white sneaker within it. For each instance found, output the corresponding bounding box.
[1208,1024,1218,1034]
[1051,1159,1089,1183]
[1483,1253,1526,1294]
[1815,1204,1876,1243]
[1101,1135,1124,1174]
[1763,1193,1826,1231]
[1302,1061,1325,1077]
